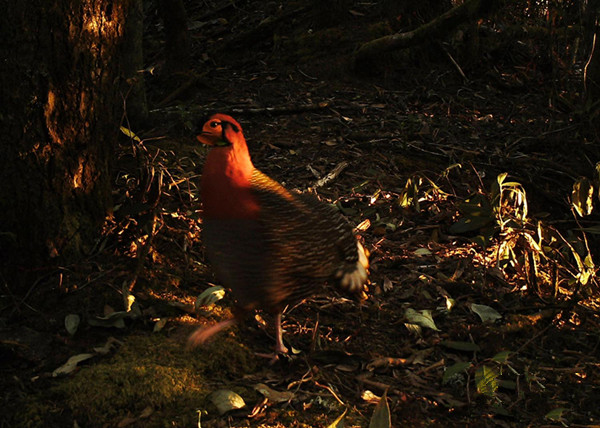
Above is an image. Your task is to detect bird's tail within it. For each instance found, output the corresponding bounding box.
[338,241,369,296]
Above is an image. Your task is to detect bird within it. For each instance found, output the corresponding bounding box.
[188,113,368,355]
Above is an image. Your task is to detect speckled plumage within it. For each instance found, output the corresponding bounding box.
[189,114,368,354]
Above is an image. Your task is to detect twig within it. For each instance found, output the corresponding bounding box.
[312,161,349,189]
[314,381,345,406]
[356,373,391,391]
[127,212,162,292]
[440,43,467,82]
[415,359,445,375]
[296,66,318,81]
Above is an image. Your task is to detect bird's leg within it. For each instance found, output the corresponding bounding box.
[255,311,289,361]
[187,318,237,349]
[274,311,289,355]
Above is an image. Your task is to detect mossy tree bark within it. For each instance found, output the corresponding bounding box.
[0,0,143,285]
[353,0,501,65]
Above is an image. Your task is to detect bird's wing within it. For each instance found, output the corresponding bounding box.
[250,170,360,302]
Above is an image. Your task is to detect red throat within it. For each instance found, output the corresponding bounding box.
[201,134,260,219]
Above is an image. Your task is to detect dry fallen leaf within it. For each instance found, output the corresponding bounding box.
[93,337,123,355]
[361,390,380,404]
[327,407,348,428]
[254,383,294,403]
[52,353,95,377]
[139,406,153,418]
[383,277,393,292]
[209,389,246,415]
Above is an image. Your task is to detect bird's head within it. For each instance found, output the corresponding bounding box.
[196,114,244,147]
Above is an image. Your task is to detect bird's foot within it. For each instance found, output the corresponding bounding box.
[254,340,291,364]
[255,350,292,364]
[275,341,289,355]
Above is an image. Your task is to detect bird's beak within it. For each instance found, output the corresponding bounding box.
[197,132,231,147]
[196,132,216,146]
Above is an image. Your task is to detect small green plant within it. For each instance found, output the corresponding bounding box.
[398,173,448,211]
[450,172,598,296]
[449,172,528,247]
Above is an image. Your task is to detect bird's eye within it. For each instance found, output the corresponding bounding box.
[209,121,220,128]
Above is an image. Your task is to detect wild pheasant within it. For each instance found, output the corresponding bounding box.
[188,113,368,354]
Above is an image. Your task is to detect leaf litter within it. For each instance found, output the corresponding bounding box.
[6,1,600,427]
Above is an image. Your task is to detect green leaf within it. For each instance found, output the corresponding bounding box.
[195,285,226,310]
[65,314,80,336]
[572,178,594,217]
[398,176,421,211]
[491,350,511,363]
[475,365,499,397]
[414,248,432,256]
[499,379,516,390]
[119,126,141,142]
[444,295,455,311]
[405,308,439,331]
[497,172,508,186]
[442,362,472,384]
[208,389,246,415]
[470,303,502,322]
[441,163,462,178]
[545,407,568,421]
[492,404,512,417]
[440,341,480,352]
[369,391,391,428]
[327,408,347,428]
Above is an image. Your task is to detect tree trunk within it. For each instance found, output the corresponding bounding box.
[158,0,191,72]
[0,0,142,285]
[122,0,149,126]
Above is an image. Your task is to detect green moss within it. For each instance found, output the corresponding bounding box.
[19,333,257,427]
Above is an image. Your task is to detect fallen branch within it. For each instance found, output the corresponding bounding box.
[156,72,206,107]
[228,102,331,116]
[354,0,500,64]
[221,6,309,51]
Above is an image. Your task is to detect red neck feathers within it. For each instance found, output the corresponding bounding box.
[198,115,260,219]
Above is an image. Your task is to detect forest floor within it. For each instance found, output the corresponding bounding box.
[3,1,600,427]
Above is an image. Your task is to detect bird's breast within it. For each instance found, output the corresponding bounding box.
[201,172,260,220]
